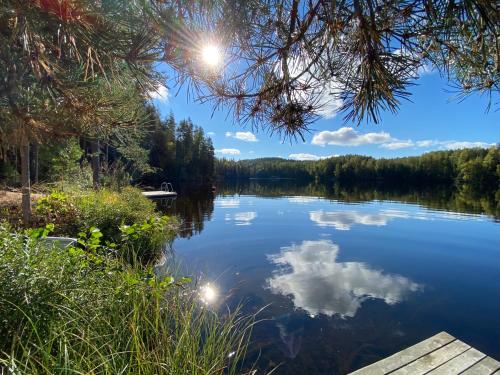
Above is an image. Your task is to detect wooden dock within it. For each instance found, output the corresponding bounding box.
[142,191,177,198]
[349,332,500,375]
[142,182,177,198]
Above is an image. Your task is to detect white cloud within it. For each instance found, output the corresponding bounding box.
[415,140,436,147]
[380,140,415,150]
[417,64,435,76]
[309,127,495,151]
[415,140,495,150]
[312,127,392,146]
[309,209,409,230]
[148,85,169,102]
[225,131,258,142]
[288,153,338,161]
[207,131,216,136]
[441,141,495,150]
[392,47,435,78]
[267,240,421,318]
[215,148,241,155]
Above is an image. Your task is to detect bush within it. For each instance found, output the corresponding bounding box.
[118,215,177,263]
[34,191,81,234]
[0,225,254,375]
[74,187,157,239]
[32,187,176,263]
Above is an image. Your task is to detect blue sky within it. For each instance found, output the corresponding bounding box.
[150,71,499,160]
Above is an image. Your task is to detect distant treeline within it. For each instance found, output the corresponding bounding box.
[216,147,500,191]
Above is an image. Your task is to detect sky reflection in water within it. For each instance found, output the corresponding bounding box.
[162,187,500,374]
[267,240,421,318]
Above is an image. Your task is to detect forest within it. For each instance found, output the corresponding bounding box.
[216,147,500,192]
[0,107,215,189]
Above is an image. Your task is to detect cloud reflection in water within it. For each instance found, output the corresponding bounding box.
[216,198,240,208]
[234,211,257,226]
[309,209,409,230]
[224,211,257,226]
[267,240,421,318]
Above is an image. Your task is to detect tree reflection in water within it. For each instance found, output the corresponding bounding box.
[158,180,499,242]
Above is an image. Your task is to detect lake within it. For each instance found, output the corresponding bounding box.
[156,181,500,374]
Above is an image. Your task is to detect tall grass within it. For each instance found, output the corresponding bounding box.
[0,226,257,374]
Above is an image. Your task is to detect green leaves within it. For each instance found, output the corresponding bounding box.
[27,223,55,239]
[179,276,193,284]
[76,227,105,255]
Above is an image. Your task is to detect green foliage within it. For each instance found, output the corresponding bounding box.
[26,223,55,239]
[40,138,84,182]
[0,158,19,185]
[119,216,176,263]
[32,187,176,263]
[73,187,157,239]
[217,147,500,192]
[36,191,71,215]
[142,111,215,185]
[0,225,253,374]
[101,159,133,189]
[34,191,81,233]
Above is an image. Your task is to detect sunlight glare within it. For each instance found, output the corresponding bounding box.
[200,283,218,304]
[201,45,221,67]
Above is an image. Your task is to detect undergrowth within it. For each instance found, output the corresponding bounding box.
[0,224,256,374]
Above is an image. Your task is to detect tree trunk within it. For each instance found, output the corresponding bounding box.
[32,142,39,184]
[104,142,109,171]
[20,137,31,225]
[91,138,100,189]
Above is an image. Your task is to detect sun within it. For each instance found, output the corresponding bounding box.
[201,44,222,67]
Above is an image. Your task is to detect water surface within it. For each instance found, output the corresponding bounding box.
[157,182,500,374]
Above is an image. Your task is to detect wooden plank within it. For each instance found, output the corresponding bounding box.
[349,332,456,375]
[427,348,486,374]
[460,357,500,375]
[142,191,177,198]
[391,340,470,375]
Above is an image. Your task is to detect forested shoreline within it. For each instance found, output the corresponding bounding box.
[0,108,215,189]
[4,138,498,194]
[216,147,500,192]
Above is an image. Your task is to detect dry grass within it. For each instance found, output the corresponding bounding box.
[0,190,43,227]
[0,190,43,207]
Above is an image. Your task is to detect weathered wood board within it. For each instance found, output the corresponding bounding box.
[142,191,178,198]
[349,332,500,375]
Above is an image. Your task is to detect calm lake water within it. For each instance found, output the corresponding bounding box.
[156,181,500,374]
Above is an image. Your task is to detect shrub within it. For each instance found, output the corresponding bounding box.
[74,186,157,239]
[0,225,254,375]
[118,215,177,263]
[33,191,81,234]
[32,187,177,262]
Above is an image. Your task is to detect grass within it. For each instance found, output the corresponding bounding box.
[0,186,259,374]
[0,224,256,375]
